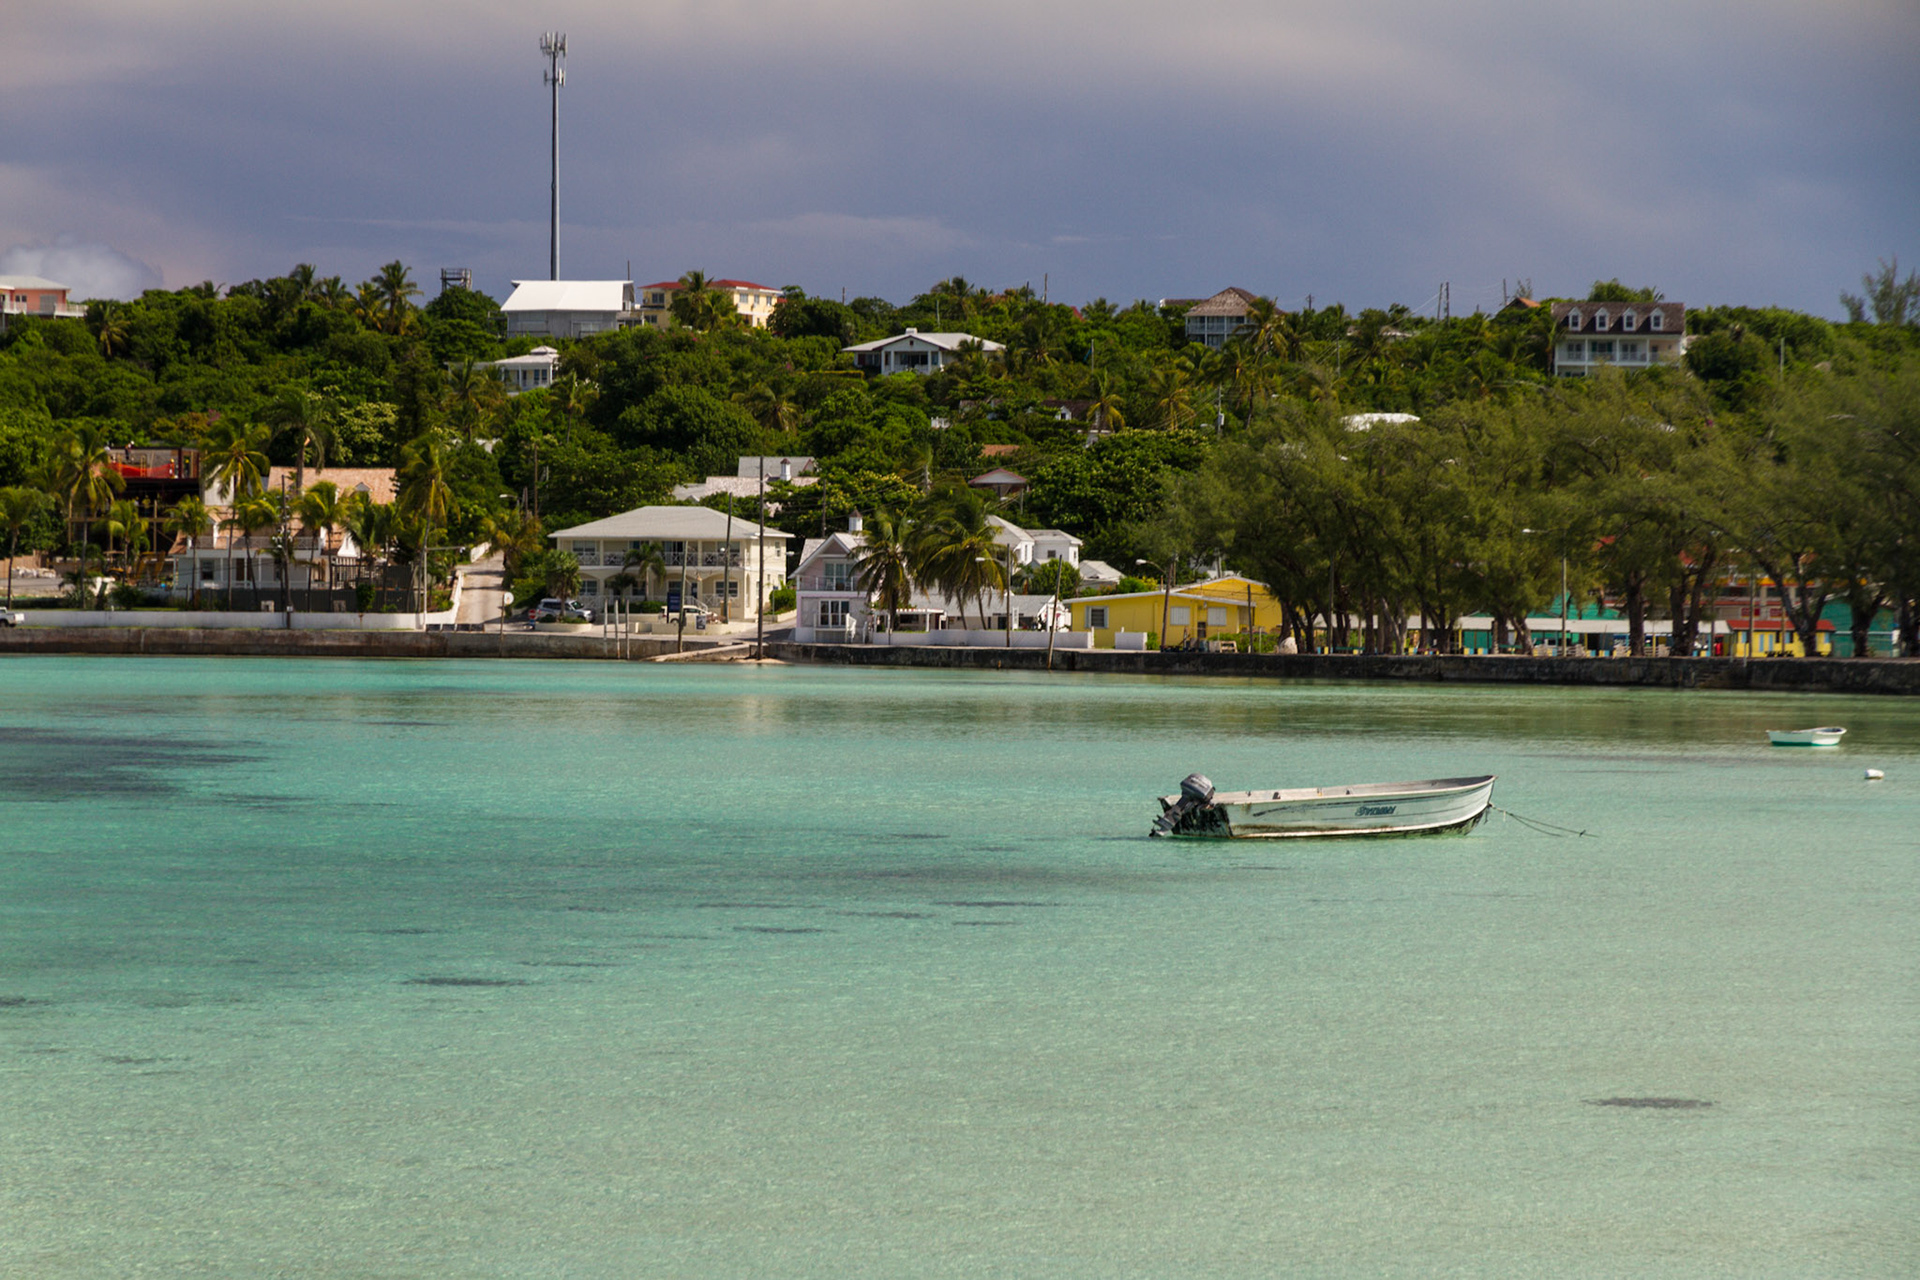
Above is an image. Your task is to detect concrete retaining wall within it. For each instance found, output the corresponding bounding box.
[0,627,725,661]
[767,642,1920,694]
[7,627,1917,693]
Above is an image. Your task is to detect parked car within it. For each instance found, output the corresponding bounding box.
[0,611,23,628]
[529,597,595,623]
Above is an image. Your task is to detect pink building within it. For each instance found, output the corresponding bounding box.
[0,275,86,322]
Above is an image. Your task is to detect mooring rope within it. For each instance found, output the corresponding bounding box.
[1489,804,1596,838]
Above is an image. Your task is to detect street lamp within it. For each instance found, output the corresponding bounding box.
[1138,556,1174,648]
[1521,528,1568,657]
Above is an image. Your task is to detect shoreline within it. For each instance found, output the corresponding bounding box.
[3,626,1918,692]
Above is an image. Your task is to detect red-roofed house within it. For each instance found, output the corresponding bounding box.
[635,279,782,329]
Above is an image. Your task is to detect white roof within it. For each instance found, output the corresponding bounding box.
[843,329,1005,354]
[488,346,560,369]
[501,280,631,313]
[1079,559,1122,583]
[1343,412,1420,431]
[0,275,66,290]
[549,506,791,542]
[670,475,817,502]
[736,455,815,478]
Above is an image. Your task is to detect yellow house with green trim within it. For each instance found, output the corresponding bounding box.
[1069,575,1287,647]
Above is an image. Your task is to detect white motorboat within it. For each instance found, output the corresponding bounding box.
[1151,773,1496,839]
[1766,727,1846,747]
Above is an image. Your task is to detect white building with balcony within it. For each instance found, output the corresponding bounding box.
[478,345,560,393]
[1550,301,1686,376]
[842,328,1004,375]
[547,506,792,618]
[791,514,1082,642]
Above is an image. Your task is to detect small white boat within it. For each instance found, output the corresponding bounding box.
[1151,773,1495,839]
[1766,727,1846,747]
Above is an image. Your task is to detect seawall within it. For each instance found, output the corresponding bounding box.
[766,642,1920,695]
[6,627,1917,693]
[0,627,695,661]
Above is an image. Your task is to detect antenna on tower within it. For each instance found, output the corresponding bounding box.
[540,32,567,281]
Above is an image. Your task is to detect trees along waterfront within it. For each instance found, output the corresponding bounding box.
[1,485,51,608]
[0,259,1915,646]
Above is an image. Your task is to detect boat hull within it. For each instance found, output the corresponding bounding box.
[1158,775,1495,839]
[1767,728,1845,747]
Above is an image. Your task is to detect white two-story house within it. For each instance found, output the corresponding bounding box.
[791,515,1082,641]
[1551,301,1686,376]
[547,506,792,619]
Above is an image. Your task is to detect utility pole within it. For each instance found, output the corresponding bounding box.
[540,32,567,281]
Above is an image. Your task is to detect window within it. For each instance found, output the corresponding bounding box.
[1566,309,1582,329]
[1170,606,1191,625]
[1593,309,1609,331]
[1621,309,1637,331]
[1589,340,1615,360]
[1650,310,1664,331]
[818,600,850,626]
[1207,607,1227,626]
[581,579,598,596]
[1087,606,1108,629]
[822,562,854,590]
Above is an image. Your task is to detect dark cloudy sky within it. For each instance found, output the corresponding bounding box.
[4,2,1916,314]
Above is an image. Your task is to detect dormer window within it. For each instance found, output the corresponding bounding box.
[1649,310,1664,331]
[1621,309,1637,331]
[1593,308,1610,332]
[1566,309,1582,329]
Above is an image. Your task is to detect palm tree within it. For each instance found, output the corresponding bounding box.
[1,486,51,609]
[1087,378,1128,434]
[397,433,452,610]
[164,496,213,605]
[232,495,280,608]
[913,489,1007,628]
[202,419,271,511]
[1145,361,1197,431]
[344,498,398,604]
[372,260,420,334]
[444,361,506,443]
[296,480,351,588]
[477,506,546,583]
[852,507,917,637]
[90,301,130,358]
[734,382,798,435]
[48,424,124,554]
[104,498,147,573]
[261,386,336,486]
[617,541,666,602]
[352,281,383,330]
[551,372,597,426]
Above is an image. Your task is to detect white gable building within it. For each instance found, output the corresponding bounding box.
[842,328,1004,375]
[500,280,634,339]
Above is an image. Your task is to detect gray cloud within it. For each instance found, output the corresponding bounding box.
[0,236,164,300]
[3,2,1915,314]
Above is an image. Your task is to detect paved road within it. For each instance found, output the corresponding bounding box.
[457,555,511,627]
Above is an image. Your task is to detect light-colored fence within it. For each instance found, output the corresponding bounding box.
[877,629,1092,650]
[13,608,457,631]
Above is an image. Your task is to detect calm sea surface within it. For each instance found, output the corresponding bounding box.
[1,656,1915,1276]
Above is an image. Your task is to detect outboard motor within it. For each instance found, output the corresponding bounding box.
[1151,773,1215,837]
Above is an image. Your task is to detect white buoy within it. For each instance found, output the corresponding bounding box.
[1864,769,1885,781]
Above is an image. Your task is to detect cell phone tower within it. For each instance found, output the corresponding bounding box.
[540,32,567,280]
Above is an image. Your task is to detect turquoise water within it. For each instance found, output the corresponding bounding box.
[2,657,1915,1276]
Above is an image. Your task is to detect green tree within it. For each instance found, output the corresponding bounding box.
[1840,256,1920,326]
[852,506,917,634]
[165,495,214,605]
[1,486,52,607]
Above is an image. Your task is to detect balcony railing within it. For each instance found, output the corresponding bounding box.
[660,551,743,567]
[797,576,861,593]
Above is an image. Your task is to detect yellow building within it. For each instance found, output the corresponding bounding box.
[1068,575,1287,648]
[635,278,783,330]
